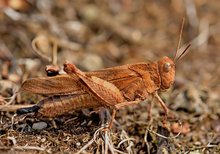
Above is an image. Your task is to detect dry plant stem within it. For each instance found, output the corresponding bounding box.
[77,126,119,154]
[0,146,45,151]
[146,121,182,140]
[113,149,127,154]
[76,138,95,154]
[32,36,58,65]
[103,131,116,154]
[146,128,170,139]
[0,92,17,109]
[115,120,135,153]
[122,133,134,153]
[184,138,218,154]
[52,40,58,65]
[32,37,51,62]
[104,131,109,154]
[32,35,81,62]
[10,114,17,130]
[0,104,33,112]
[117,138,135,148]
[6,136,46,151]
[144,130,151,154]
[201,134,218,152]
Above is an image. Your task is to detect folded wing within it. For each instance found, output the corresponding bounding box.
[20,63,143,96]
[21,74,83,95]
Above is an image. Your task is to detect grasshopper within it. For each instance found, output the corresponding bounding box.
[17,19,190,129]
[17,43,190,129]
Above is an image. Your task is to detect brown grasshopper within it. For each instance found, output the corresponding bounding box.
[17,43,190,129]
[17,18,189,129]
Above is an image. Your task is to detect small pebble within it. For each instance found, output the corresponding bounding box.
[87,120,92,126]
[189,150,201,154]
[32,122,47,130]
[76,142,81,146]
[41,138,46,142]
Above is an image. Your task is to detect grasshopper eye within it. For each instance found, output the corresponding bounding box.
[163,62,171,72]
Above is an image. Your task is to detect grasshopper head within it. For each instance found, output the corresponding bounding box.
[157,56,175,90]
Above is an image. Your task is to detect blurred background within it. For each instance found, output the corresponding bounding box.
[0,0,219,153]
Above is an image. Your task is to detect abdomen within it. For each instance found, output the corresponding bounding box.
[38,94,102,117]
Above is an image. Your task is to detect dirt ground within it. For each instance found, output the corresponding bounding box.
[0,0,219,153]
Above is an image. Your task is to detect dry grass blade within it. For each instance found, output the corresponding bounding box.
[0,104,33,112]
[0,93,18,110]
[31,36,52,62]
[76,126,125,154]
[52,39,58,65]
[117,138,135,148]
[0,146,46,151]
[76,138,95,154]
[6,136,46,151]
[144,130,151,154]
[146,121,183,140]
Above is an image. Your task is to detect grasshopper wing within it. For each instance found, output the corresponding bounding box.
[20,74,83,95]
[87,64,138,81]
[21,63,143,96]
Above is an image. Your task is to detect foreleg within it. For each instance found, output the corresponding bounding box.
[153,92,169,127]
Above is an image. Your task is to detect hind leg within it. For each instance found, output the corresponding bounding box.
[106,100,140,130]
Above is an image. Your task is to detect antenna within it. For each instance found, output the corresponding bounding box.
[174,18,185,61]
[175,44,191,62]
